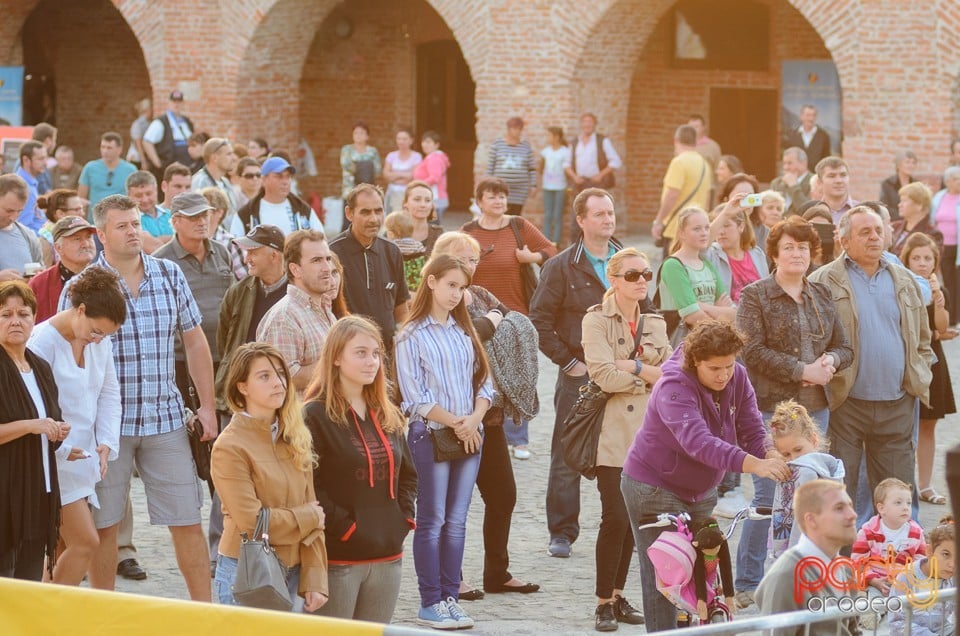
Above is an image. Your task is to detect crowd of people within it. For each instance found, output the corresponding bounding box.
[0,99,959,636]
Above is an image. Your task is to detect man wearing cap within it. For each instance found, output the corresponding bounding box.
[29,215,97,321]
[231,156,322,237]
[78,132,138,210]
[154,192,238,404]
[329,183,409,351]
[257,228,336,390]
[142,91,195,180]
[191,137,239,217]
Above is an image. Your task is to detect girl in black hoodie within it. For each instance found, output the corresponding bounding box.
[303,316,417,623]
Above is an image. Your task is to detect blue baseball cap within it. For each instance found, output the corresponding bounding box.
[260,156,295,176]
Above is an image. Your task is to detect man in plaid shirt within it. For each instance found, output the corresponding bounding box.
[63,194,217,601]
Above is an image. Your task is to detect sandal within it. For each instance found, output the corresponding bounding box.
[919,487,947,505]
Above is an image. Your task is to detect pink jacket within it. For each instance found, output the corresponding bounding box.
[850,515,926,582]
[413,150,450,201]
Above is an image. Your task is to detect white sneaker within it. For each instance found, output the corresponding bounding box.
[513,446,531,460]
[417,602,459,630]
[713,492,750,519]
[445,597,475,629]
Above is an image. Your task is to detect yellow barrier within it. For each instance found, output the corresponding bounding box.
[0,578,385,635]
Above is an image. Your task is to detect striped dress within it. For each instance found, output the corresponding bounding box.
[487,138,537,206]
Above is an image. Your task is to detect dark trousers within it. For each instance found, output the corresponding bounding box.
[475,424,517,588]
[0,540,46,581]
[943,246,960,320]
[595,466,634,598]
[546,370,587,543]
[830,394,917,521]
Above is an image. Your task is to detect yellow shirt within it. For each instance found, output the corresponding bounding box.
[661,151,710,238]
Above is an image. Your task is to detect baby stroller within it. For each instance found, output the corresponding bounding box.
[641,508,767,627]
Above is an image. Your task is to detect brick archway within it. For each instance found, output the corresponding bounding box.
[569,0,855,228]
[232,0,488,156]
[0,0,153,162]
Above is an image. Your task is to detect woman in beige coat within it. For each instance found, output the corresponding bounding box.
[581,247,671,632]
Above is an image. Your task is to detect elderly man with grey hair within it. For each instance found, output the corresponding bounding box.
[879,149,918,217]
[191,137,239,218]
[809,205,933,521]
[770,146,812,217]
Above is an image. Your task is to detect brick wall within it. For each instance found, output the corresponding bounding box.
[626,0,830,225]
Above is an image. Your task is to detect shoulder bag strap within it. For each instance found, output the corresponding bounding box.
[660,156,707,233]
[254,508,270,541]
[629,314,645,360]
[508,216,524,249]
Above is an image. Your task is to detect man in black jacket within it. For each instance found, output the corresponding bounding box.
[530,188,634,558]
[785,105,832,170]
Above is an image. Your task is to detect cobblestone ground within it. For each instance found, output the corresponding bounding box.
[110,225,958,635]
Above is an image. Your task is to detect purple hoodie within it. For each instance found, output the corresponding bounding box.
[622,346,770,503]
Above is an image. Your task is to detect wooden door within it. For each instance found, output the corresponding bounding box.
[416,40,477,210]
[709,87,779,183]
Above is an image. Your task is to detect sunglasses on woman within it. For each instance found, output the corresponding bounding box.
[613,269,653,283]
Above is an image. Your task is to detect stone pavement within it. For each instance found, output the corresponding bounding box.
[110,220,958,635]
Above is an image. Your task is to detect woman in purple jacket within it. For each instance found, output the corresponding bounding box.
[619,320,790,632]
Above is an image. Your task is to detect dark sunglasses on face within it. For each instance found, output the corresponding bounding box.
[615,269,653,283]
[242,172,262,179]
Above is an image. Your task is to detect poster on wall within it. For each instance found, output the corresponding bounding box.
[0,67,23,126]
[781,60,841,156]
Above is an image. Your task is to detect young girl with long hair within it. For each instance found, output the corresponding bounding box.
[395,254,494,630]
[303,316,417,623]
[211,342,328,612]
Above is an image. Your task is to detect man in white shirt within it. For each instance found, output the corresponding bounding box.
[141,91,195,179]
[786,105,832,170]
[566,113,622,192]
[231,156,323,236]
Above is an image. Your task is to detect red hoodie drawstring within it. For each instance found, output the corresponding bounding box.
[350,408,375,489]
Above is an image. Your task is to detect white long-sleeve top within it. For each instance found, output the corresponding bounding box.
[28,321,121,507]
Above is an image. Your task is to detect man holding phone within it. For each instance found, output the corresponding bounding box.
[651,125,711,260]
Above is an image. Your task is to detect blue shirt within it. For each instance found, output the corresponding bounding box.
[79,159,138,210]
[140,205,173,238]
[60,253,202,436]
[883,250,931,304]
[395,314,495,427]
[15,167,42,233]
[845,257,905,401]
[583,244,618,288]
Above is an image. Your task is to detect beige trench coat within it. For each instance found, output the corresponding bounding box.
[581,295,672,467]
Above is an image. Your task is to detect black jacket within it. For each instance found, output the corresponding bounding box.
[531,236,657,371]
[880,174,913,219]
[304,401,417,564]
[785,127,832,171]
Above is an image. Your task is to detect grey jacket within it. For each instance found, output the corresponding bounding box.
[485,311,540,423]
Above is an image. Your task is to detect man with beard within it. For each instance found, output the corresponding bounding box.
[329,183,409,351]
[257,229,336,391]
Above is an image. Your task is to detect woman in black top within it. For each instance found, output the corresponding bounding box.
[0,281,69,581]
[303,315,417,623]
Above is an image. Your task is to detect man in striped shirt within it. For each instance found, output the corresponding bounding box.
[487,117,537,215]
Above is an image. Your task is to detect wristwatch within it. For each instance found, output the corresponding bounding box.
[634,359,643,375]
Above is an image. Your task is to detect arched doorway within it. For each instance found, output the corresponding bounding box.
[571,0,844,230]
[20,0,151,162]
[297,0,476,210]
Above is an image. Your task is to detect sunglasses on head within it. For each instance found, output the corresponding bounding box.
[615,269,653,283]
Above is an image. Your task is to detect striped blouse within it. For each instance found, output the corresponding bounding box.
[395,314,495,428]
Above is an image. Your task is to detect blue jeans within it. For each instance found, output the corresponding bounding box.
[408,420,482,607]
[503,415,529,447]
[547,371,587,543]
[213,554,301,610]
[542,189,565,244]
[735,407,829,592]
[621,473,718,632]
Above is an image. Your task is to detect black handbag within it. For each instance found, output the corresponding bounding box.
[232,508,293,611]
[561,316,645,480]
[429,426,479,463]
[508,217,539,303]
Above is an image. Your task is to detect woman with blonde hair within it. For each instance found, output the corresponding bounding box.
[395,254,494,629]
[211,342,328,612]
[582,247,671,631]
[302,316,417,622]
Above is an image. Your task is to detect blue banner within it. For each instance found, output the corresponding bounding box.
[0,67,23,126]
[781,60,841,156]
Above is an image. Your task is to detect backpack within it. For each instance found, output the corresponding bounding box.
[652,256,682,339]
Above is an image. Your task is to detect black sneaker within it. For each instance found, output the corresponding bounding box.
[595,602,618,632]
[613,595,645,625]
